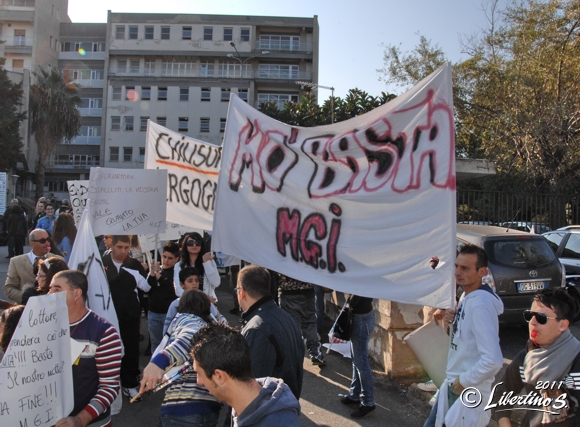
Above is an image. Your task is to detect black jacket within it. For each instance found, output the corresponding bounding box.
[242,296,304,399]
[102,254,147,322]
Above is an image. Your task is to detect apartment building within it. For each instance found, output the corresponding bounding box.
[102,12,319,169]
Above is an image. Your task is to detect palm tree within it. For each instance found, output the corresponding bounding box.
[30,67,81,199]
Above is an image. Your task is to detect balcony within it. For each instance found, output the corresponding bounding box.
[255,41,313,52]
[78,107,102,117]
[60,51,106,61]
[255,70,311,80]
[68,135,101,145]
[72,78,104,88]
[1,0,35,6]
[108,67,310,80]
[0,36,33,54]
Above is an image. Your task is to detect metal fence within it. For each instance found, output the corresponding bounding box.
[457,190,580,230]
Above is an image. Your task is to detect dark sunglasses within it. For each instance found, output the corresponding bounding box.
[523,310,562,325]
[31,238,50,244]
[186,239,202,247]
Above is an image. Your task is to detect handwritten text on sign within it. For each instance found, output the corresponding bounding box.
[88,167,168,235]
[67,180,89,226]
[0,293,73,426]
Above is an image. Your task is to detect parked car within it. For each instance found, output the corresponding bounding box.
[499,221,552,234]
[458,220,493,226]
[457,224,565,324]
[542,228,580,275]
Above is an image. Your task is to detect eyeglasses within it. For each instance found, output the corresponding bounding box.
[31,238,50,244]
[186,239,202,247]
[523,310,563,325]
[36,274,47,279]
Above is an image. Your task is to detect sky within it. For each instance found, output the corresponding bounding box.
[67,0,510,99]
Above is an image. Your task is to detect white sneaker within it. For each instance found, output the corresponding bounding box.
[429,390,439,407]
[417,380,438,392]
[122,386,142,402]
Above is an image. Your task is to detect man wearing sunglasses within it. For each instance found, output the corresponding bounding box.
[3,228,62,303]
[491,289,580,426]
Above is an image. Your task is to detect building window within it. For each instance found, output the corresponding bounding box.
[180,88,189,101]
[157,117,167,127]
[123,147,133,162]
[124,116,134,131]
[144,59,155,76]
[161,26,170,40]
[141,86,151,100]
[93,42,106,51]
[14,29,26,46]
[109,147,119,162]
[182,26,192,40]
[111,116,121,130]
[199,63,215,77]
[221,88,231,102]
[139,147,146,163]
[91,69,104,80]
[115,25,125,40]
[240,28,250,42]
[144,26,154,40]
[112,87,122,100]
[223,28,233,41]
[200,118,210,133]
[203,27,213,41]
[158,87,167,101]
[128,26,138,40]
[140,117,149,131]
[178,117,189,132]
[257,64,299,79]
[258,93,299,109]
[12,59,24,69]
[259,35,300,51]
[125,86,135,100]
[220,118,226,132]
[201,88,211,101]
[117,59,127,73]
[130,60,140,74]
[238,89,248,102]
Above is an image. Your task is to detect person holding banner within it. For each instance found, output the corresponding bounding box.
[49,270,123,427]
[102,235,150,401]
[139,290,222,427]
[175,232,220,301]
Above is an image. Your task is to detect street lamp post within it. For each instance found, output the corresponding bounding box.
[296,81,335,123]
[11,175,19,198]
[227,41,269,90]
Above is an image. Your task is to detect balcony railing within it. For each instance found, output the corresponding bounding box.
[72,78,104,88]
[255,41,313,52]
[68,135,101,145]
[59,51,106,60]
[1,0,35,6]
[108,67,309,80]
[78,107,102,117]
[0,36,33,47]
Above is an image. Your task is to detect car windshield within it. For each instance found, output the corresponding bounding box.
[484,239,555,269]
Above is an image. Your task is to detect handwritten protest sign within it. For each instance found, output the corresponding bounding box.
[0,292,73,426]
[213,64,456,308]
[145,121,220,230]
[67,180,89,225]
[88,167,167,235]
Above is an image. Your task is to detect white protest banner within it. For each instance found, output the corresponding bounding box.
[0,292,74,426]
[67,180,89,225]
[0,172,6,215]
[145,120,220,230]
[213,64,456,308]
[88,167,167,235]
[68,202,121,336]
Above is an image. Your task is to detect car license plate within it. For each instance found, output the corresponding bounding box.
[517,282,546,292]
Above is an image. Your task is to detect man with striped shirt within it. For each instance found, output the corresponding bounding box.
[50,270,123,427]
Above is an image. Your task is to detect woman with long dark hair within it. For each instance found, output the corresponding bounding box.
[174,232,220,301]
[140,290,222,426]
[1,305,26,355]
[52,212,77,264]
[21,258,69,305]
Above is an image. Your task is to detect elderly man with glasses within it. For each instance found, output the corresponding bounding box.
[491,289,580,427]
[3,229,63,303]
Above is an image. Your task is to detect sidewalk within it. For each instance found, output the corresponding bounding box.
[0,244,431,426]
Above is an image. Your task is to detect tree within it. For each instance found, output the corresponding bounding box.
[0,58,26,172]
[378,0,580,194]
[259,89,395,127]
[30,67,81,199]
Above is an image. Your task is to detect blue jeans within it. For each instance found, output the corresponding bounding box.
[148,311,167,352]
[348,311,375,406]
[158,412,218,427]
[423,387,459,427]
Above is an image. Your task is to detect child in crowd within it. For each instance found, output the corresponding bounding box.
[162,266,224,337]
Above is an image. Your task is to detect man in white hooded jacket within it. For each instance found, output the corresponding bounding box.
[424,244,504,427]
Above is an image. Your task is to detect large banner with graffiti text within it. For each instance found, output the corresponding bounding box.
[213,64,456,307]
[145,121,221,230]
